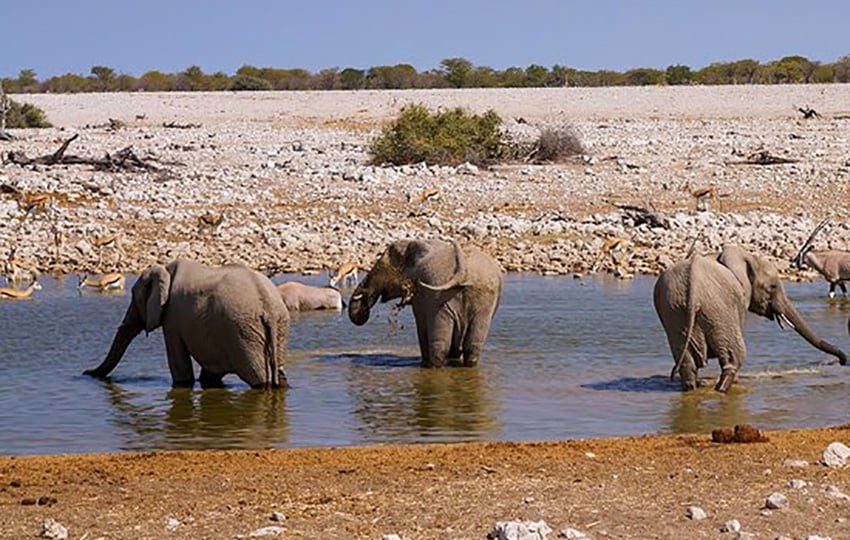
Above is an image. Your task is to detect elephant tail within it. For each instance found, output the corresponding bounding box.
[670,272,699,381]
[261,314,279,388]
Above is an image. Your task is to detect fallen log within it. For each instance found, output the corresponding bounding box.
[730,150,799,166]
[610,202,669,229]
[163,121,201,129]
[7,134,160,171]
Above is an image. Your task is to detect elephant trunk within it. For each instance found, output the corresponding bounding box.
[83,307,144,378]
[777,296,847,365]
[348,287,376,326]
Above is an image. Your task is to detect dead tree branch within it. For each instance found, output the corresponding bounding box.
[610,202,670,229]
[730,150,800,166]
[163,121,201,129]
[6,134,160,171]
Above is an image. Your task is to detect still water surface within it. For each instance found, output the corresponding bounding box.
[2,274,850,455]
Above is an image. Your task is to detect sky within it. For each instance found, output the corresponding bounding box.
[3,0,849,79]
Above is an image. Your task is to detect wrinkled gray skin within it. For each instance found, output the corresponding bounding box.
[84,259,290,389]
[348,239,502,367]
[654,245,847,392]
[277,281,343,312]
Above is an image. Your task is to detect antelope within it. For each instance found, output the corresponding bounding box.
[408,188,441,205]
[791,218,850,298]
[197,212,225,236]
[329,262,363,288]
[91,232,125,267]
[592,237,631,273]
[3,248,38,284]
[15,191,53,221]
[0,280,42,300]
[77,272,126,292]
[690,185,719,211]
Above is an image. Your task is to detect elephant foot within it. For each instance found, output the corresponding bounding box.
[171,378,196,388]
[715,367,737,393]
[199,370,225,389]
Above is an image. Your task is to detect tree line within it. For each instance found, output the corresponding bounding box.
[4,55,850,93]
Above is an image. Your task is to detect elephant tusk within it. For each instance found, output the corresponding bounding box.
[778,313,796,331]
[351,293,364,301]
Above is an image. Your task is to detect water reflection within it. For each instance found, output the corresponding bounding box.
[665,386,752,434]
[104,383,288,451]
[336,354,501,442]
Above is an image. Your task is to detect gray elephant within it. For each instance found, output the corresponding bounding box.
[654,245,846,392]
[276,281,343,312]
[84,259,290,388]
[348,239,502,367]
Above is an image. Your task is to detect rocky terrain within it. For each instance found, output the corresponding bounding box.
[2,85,850,281]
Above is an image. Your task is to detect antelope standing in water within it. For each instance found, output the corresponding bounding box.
[3,248,38,284]
[0,280,42,300]
[791,219,850,298]
[77,272,126,293]
[328,263,363,288]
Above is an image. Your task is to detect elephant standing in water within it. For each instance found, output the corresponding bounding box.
[348,239,502,367]
[276,281,343,312]
[654,245,846,392]
[84,260,290,388]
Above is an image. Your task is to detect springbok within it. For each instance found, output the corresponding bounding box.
[198,212,225,236]
[0,280,42,300]
[91,233,124,266]
[690,185,719,211]
[407,188,441,205]
[592,237,631,273]
[15,192,53,221]
[791,218,850,298]
[3,248,38,284]
[77,272,126,293]
[328,262,363,288]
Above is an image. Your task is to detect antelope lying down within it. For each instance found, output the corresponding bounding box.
[0,281,42,300]
[791,219,850,298]
[77,272,126,292]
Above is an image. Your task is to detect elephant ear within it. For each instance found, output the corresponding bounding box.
[419,241,469,291]
[717,245,754,303]
[133,264,171,333]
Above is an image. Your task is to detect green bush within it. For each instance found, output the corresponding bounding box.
[5,99,51,128]
[369,104,504,166]
[230,75,273,91]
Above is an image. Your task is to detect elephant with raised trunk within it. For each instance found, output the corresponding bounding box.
[84,259,290,389]
[654,245,846,392]
[348,239,502,367]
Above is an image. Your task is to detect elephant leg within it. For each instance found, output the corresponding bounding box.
[415,316,432,367]
[677,352,698,391]
[164,332,194,387]
[199,368,225,389]
[829,282,837,299]
[424,311,454,368]
[461,315,492,367]
[715,336,745,393]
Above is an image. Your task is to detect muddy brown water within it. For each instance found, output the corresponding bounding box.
[1,273,849,455]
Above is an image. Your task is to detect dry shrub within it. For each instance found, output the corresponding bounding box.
[531,126,584,163]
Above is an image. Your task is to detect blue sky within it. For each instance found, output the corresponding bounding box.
[3,1,849,79]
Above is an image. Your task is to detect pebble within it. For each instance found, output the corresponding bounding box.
[823,485,850,502]
[246,526,286,537]
[782,459,809,468]
[686,506,707,520]
[40,518,68,540]
[270,511,286,522]
[821,442,850,468]
[487,520,552,540]
[765,492,788,510]
[164,516,180,531]
[787,479,808,489]
[721,519,741,532]
[558,528,589,539]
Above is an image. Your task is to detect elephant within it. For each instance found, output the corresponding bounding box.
[348,239,502,367]
[654,244,847,392]
[84,259,290,389]
[276,281,343,312]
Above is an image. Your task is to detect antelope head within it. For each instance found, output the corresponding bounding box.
[792,218,829,269]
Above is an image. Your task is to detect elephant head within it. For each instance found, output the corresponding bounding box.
[718,245,846,364]
[84,265,172,379]
[348,240,467,326]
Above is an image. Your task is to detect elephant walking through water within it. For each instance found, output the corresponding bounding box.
[348,239,502,367]
[84,259,290,389]
[654,245,846,392]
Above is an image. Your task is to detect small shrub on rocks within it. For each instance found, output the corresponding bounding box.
[369,104,504,166]
[5,99,51,128]
[530,126,585,163]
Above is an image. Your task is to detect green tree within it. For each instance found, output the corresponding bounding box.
[623,68,665,86]
[833,56,850,82]
[41,73,90,93]
[339,68,366,89]
[524,64,549,87]
[137,70,173,91]
[90,65,116,90]
[440,57,473,88]
[665,64,692,85]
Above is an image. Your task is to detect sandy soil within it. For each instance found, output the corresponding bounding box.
[3,427,850,539]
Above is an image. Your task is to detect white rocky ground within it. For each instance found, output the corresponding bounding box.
[2,85,849,279]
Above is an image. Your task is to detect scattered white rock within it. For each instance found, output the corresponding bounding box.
[823,485,850,502]
[822,442,850,468]
[765,492,788,510]
[721,519,741,532]
[378,535,408,540]
[40,518,68,539]
[787,479,808,489]
[270,511,286,522]
[686,506,707,520]
[164,516,180,531]
[487,520,552,540]
[806,536,832,540]
[247,525,286,537]
[783,459,809,468]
